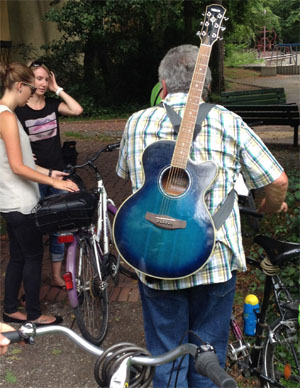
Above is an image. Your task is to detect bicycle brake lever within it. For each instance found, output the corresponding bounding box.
[106,143,120,152]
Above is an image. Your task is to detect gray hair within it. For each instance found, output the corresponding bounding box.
[158,44,211,99]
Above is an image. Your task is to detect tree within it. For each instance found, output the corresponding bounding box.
[44,0,185,109]
[269,0,300,43]
[42,0,286,113]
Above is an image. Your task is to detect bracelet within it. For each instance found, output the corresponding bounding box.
[48,168,53,177]
[56,87,64,96]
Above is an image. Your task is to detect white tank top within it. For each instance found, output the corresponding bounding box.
[0,105,40,214]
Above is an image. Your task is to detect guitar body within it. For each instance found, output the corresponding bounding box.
[113,140,218,279]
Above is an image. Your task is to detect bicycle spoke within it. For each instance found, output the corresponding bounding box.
[263,318,300,388]
[74,237,109,345]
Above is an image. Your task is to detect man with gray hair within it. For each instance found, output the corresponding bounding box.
[116,44,287,387]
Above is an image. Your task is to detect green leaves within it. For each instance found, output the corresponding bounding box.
[51,348,62,355]
[5,371,17,384]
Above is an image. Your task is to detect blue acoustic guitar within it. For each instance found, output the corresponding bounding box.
[113,4,227,279]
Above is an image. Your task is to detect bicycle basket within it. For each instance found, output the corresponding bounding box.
[33,191,99,233]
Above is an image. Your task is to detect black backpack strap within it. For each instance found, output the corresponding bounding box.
[163,102,216,141]
[163,102,235,229]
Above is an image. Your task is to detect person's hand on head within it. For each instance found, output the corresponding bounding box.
[48,71,59,93]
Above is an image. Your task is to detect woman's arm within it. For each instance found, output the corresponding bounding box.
[0,111,78,192]
[48,71,83,116]
[35,166,69,180]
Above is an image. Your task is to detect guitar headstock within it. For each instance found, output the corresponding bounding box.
[198,4,227,46]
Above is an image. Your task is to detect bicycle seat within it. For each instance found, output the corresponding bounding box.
[254,235,300,267]
[281,301,299,315]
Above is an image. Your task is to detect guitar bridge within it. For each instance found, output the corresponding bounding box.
[145,212,186,230]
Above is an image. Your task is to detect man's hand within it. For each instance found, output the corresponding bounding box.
[257,172,288,214]
[258,198,288,213]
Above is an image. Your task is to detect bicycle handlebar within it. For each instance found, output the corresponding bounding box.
[195,346,237,388]
[66,142,120,171]
[238,205,263,218]
[2,323,237,388]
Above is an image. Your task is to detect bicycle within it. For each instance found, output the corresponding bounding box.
[226,217,300,388]
[34,142,135,346]
[2,323,237,388]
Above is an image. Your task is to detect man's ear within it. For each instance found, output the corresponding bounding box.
[161,79,168,99]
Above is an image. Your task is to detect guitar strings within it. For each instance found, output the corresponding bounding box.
[157,44,211,217]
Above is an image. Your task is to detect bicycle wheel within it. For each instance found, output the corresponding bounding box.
[263,318,300,388]
[107,206,137,280]
[74,236,109,346]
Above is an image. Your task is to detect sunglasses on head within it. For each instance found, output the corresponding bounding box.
[29,61,44,68]
[22,82,37,96]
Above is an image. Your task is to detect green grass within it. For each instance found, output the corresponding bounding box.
[224,67,260,80]
[63,131,118,143]
[224,47,264,68]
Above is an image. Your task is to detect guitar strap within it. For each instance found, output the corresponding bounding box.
[162,102,235,230]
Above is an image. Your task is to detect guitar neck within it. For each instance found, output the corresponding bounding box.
[171,44,212,169]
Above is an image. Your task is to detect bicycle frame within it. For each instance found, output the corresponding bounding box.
[95,173,117,250]
[228,255,299,387]
[64,173,117,309]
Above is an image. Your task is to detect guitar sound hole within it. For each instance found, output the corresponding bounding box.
[161,167,190,197]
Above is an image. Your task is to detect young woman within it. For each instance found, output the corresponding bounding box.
[15,61,83,289]
[0,63,79,326]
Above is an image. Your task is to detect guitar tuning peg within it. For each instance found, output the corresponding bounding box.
[202,12,205,16]
[196,31,201,37]
[219,37,224,41]
[200,21,204,25]
[221,27,226,31]
[224,17,229,21]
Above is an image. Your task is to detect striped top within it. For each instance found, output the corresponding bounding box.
[116,93,284,290]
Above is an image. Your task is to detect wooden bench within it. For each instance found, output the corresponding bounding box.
[224,104,300,146]
[221,88,286,105]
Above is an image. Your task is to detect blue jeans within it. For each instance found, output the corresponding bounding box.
[138,272,236,388]
[39,184,65,262]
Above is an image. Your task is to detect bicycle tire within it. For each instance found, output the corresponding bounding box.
[107,207,137,280]
[263,317,300,388]
[74,236,109,346]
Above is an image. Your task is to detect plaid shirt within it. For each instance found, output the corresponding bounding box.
[116,93,284,290]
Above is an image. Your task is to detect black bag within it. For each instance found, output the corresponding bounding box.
[62,141,78,166]
[33,191,99,234]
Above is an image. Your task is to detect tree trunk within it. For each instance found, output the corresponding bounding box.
[183,0,193,41]
[209,0,225,93]
[210,39,225,93]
